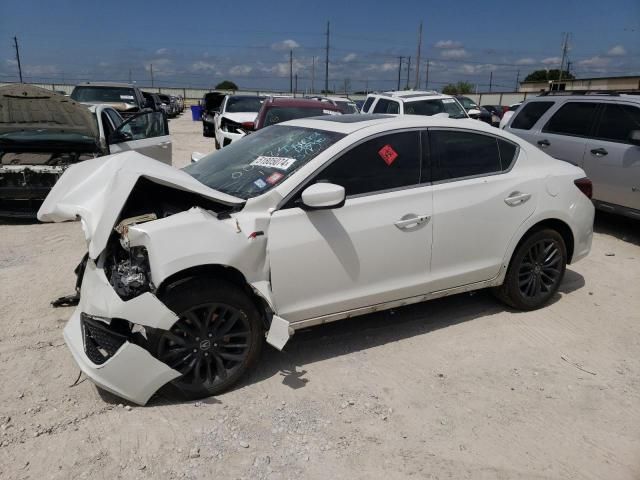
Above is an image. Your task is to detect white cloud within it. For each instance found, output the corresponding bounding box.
[98,61,110,68]
[365,62,398,73]
[190,61,216,72]
[342,53,357,62]
[4,59,60,77]
[456,63,495,75]
[541,57,561,65]
[271,39,300,51]
[440,48,469,59]
[155,48,169,55]
[607,45,626,56]
[229,64,253,75]
[578,56,610,68]
[435,40,463,49]
[516,57,536,65]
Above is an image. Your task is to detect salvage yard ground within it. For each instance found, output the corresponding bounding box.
[1,112,639,479]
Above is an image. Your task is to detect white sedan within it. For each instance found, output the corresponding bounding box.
[38,114,595,405]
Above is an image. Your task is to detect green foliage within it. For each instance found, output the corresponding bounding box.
[215,80,238,90]
[523,69,575,82]
[441,81,475,95]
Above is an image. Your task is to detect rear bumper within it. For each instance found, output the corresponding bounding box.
[63,260,181,405]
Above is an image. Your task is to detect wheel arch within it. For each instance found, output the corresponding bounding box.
[512,217,575,265]
[156,264,272,329]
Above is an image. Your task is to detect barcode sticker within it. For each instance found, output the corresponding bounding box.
[250,156,297,170]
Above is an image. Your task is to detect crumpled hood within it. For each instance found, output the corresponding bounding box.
[37,151,244,259]
[222,112,258,124]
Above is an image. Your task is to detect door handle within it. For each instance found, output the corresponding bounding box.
[537,139,550,148]
[590,147,608,157]
[504,191,531,206]
[394,214,430,230]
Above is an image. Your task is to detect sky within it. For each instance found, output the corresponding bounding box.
[1,0,639,93]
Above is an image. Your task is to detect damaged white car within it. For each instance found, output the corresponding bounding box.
[39,114,594,405]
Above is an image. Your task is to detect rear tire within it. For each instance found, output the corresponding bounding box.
[494,229,567,310]
[214,137,221,150]
[151,278,263,401]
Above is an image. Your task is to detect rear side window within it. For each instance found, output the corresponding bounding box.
[314,131,420,196]
[595,103,640,143]
[511,101,554,130]
[362,97,375,113]
[373,99,400,114]
[430,130,505,182]
[543,102,598,136]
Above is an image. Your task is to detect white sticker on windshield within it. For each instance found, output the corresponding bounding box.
[442,98,455,103]
[250,156,297,170]
[120,95,135,100]
[323,109,340,115]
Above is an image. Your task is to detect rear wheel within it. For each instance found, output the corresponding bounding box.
[214,136,221,150]
[151,279,263,400]
[494,229,567,310]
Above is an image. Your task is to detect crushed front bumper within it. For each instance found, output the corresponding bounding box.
[63,259,181,405]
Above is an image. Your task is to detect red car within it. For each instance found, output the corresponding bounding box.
[253,97,342,130]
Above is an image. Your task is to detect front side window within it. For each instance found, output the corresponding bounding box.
[312,131,421,197]
[184,126,345,199]
[404,99,467,119]
[457,96,477,110]
[114,111,168,143]
[362,97,375,113]
[594,103,640,143]
[373,99,400,114]
[510,101,554,130]
[543,102,598,136]
[71,87,138,104]
[430,130,514,182]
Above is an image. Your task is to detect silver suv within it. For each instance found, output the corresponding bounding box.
[505,93,640,219]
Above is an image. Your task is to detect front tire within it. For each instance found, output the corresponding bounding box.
[494,229,567,310]
[151,279,263,400]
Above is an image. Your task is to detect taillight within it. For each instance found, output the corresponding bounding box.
[574,177,593,199]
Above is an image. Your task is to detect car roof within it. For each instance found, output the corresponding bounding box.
[521,93,640,104]
[75,82,136,88]
[369,90,452,101]
[283,113,498,135]
[263,98,341,110]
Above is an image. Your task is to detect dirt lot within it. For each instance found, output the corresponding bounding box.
[1,112,639,479]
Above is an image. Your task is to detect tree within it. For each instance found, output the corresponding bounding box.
[523,69,574,82]
[215,80,238,90]
[442,81,474,95]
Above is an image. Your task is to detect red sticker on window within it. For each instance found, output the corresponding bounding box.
[378,144,398,166]
[266,172,284,185]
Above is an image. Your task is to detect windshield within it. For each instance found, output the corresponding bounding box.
[335,101,358,114]
[264,107,337,127]
[457,97,478,110]
[226,96,264,113]
[184,125,345,199]
[404,99,467,119]
[71,87,137,104]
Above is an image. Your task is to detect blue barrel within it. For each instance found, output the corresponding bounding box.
[190,105,203,121]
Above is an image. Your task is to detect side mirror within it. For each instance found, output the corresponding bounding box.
[629,130,640,146]
[300,183,345,210]
[191,151,205,163]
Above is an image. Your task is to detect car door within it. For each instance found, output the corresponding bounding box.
[428,128,536,291]
[536,101,600,166]
[214,96,228,144]
[584,102,640,210]
[109,111,172,164]
[268,130,433,323]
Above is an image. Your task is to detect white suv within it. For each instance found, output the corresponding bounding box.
[361,90,468,119]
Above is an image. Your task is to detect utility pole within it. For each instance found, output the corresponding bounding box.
[294,73,298,97]
[150,64,154,87]
[515,69,520,91]
[566,60,572,77]
[425,59,430,89]
[489,71,493,92]
[397,56,404,91]
[289,49,293,93]
[324,21,330,94]
[311,56,316,94]
[558,32,570,83]
[13,36,23,83]
[405,56,411,90]
[414,21,423,89]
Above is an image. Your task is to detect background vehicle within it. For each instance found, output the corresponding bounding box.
[306,95,359,114]
[482,105,504,126]
[142,91,164,112]
[70,82,147,117]
[201,92,225,137]
[361,90,468,119]
[213,95,265,148]
[505,93,640,219]
[0,85,171,218]
[455,95,492,124]
[253,97,342,130]
[500,102,522,129]
[39,114,594,404]
[157,94,176,117]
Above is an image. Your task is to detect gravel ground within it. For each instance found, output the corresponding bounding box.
[1,112,639,479]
